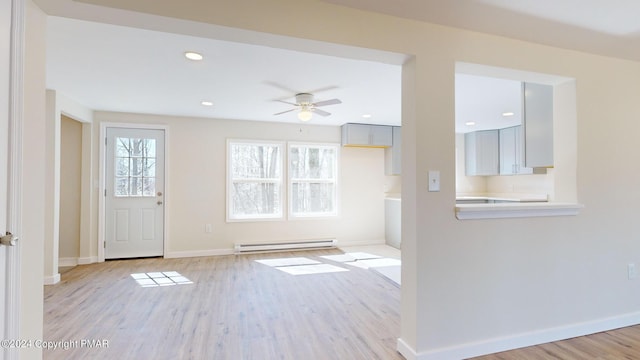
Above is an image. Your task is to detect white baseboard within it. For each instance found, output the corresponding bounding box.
[403,311,640,360]
[59,257,78,267]
[43,273,61,285]
[77,256,98,265]
[164,249,235,259]
[336,239,386,248]
[397,338,417,360]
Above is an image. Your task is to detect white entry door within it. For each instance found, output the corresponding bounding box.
[105,127,165,259]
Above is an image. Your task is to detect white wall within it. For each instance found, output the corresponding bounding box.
[59,115,82,260]
[30,0,640,359]
[92,112,387,257]
[22,0,46,357]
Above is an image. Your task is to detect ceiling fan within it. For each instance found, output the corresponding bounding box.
[274,93,342,121]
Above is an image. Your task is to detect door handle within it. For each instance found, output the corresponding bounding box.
[157,192,163,196]
[157,201,163,205]
[0,232,18,246]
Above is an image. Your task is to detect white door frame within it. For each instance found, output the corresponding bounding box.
[98,123,169,262]
[4,0,24,358]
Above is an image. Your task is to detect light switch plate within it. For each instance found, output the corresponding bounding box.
[428,170,440,192]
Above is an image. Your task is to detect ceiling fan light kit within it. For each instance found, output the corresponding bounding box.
[298,108,313,121]
[274,92,342,122]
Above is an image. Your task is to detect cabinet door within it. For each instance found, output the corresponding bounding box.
[524,82,554,168]
[342,123,370,145]
[499,126,517,175]
[500,126,533,175]
[465,130,499,176]
[385,126,401,175]
[370,125,393,146]
[514,125,532,174]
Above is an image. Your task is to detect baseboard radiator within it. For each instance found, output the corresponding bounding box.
[234,239,337,254]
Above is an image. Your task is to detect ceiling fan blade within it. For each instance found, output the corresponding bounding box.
[312,108,331,117]
[306,85,339,94]
[313,99,342,107]
[274,108,297,116]
[275,99,299,106]
[263,81,299,95]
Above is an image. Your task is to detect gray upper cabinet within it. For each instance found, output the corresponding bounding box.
[465,129,499,176]
[499,125,532,175]
[385,126,401,175]
[341,123,393,147]
[524,82,554,168]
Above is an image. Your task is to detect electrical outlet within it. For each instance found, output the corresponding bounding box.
[628,263,637,279]
[205,224,212,233]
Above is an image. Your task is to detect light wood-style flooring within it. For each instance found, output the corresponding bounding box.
[45,247,640,360]
[43,248,403,360]
[469,324,640,360]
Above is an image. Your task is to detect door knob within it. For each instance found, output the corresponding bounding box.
[157,192,163,196]
[157,201,163,205]
[0,232,18,246]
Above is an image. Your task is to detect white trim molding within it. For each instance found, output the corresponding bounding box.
[58,257,78,267]
[400,312,640,360]
[98,123,169,262]
[77,256,98,265]
[164,249,234,259]
[43,274,60,286]
[5,0,25,359]
[455,202,583,220]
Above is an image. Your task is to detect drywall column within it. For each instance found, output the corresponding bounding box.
[22,0,47,357]
[44,90,94,283]
[398,56,418,353]
[57,94,94,264]
[44,90,60,285]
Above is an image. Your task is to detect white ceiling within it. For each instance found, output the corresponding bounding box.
[46,17,402,126]
[324,0,640,62]
[455,74,522,133]
[42,0,638,129]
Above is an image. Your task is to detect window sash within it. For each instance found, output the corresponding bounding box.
[228,140,284,221]
[288,143,338,218]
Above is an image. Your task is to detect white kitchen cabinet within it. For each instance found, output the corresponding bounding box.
[499,125,532,175]
[524,82,554,168]
[341,123,393,147]
[465,129,499,176]
[385,126,401,175]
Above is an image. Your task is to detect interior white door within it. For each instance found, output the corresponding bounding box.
[105,127,165,259]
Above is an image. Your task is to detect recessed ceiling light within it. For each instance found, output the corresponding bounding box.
[502,112,515,117]
[184,51,203,61]
[201,101,213,106]
[362,114,372,118]
[465,121,476,126]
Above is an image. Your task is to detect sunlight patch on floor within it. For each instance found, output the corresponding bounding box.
[255,257,321,267]
[320,252,381,263]
[255,257,349,275]
[344,257,401,269]
[322,251,401,285]
[130,271,193,287]
[276,263,349,275]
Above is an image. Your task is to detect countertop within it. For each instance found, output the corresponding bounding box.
[456,193,548,202]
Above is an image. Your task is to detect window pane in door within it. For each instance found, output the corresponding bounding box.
[114,136,157,197]
[115,177,130,196]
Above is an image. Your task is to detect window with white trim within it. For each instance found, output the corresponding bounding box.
[227,140,283,220]
[288,143,338,218]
